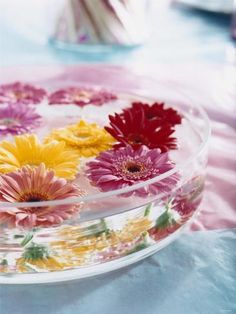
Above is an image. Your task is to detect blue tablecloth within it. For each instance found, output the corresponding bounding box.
[1,229,236,314]
[0,1,235,313]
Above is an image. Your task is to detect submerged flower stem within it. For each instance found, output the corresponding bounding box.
[20,231,34,247]
[155,200,176,230]
[164,198,175,212]
[0,258,8,266]
[101,218,109,235]
[20,228,38,247]
[144,203,152,217]
[87,218,110,237]
[22,243,49,260]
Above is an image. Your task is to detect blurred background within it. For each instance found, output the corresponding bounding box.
[0,0,235,67]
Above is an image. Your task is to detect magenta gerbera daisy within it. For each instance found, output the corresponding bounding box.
[0,103,41,136]
[105,106,177,152]
[126,102,182,127]
[0,164,84,229]
[86,145,179,197]
[0,82,46,105]
[49,87,117,107]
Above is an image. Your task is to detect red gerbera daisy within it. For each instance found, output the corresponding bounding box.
[105,104,178,152]
[127,102,182,127]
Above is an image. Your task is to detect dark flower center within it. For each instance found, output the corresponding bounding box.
[120,161,147,180]
[19,191,49,203]
[27,197,43,202]
[115,158,154,182]
[127,134,146,145]
[146,112,156,120]
[127,164,141,173]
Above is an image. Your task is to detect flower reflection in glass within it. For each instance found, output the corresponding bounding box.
[0,104,41,136]
[16,243,73,272]
[86,145,179,197]
[0,164,84,229]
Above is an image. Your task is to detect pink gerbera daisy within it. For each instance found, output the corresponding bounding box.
[86,145,179,197]
[0,103,41,136]
[0,82,46,105]
[49,86,117,107]
[0,164,84,229]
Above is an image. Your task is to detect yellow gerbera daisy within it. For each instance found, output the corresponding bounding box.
[0,134,80,179]
[45,120,116,158]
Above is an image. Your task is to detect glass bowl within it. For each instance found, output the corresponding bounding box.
[0,65,210,284]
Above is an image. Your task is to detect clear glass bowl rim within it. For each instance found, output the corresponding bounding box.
[0,82,211,209]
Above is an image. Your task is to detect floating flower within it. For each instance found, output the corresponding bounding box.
[45,120,115,158]
[49,87,117,106]
[0,82,46,105]
[86,145,179,197]
[0,103,41,136]
[105,107,177,152]
[0,134,80,179]
[16,243,72,272]
[125,102,182,127]
[0,164,84,229]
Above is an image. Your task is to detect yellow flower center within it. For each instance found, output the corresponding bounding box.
[45,120,115,158]
[12,91,27,100]
[75,131,93,140]
[73,91,91,103]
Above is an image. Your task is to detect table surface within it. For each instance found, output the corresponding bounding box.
[0,1,236,314]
